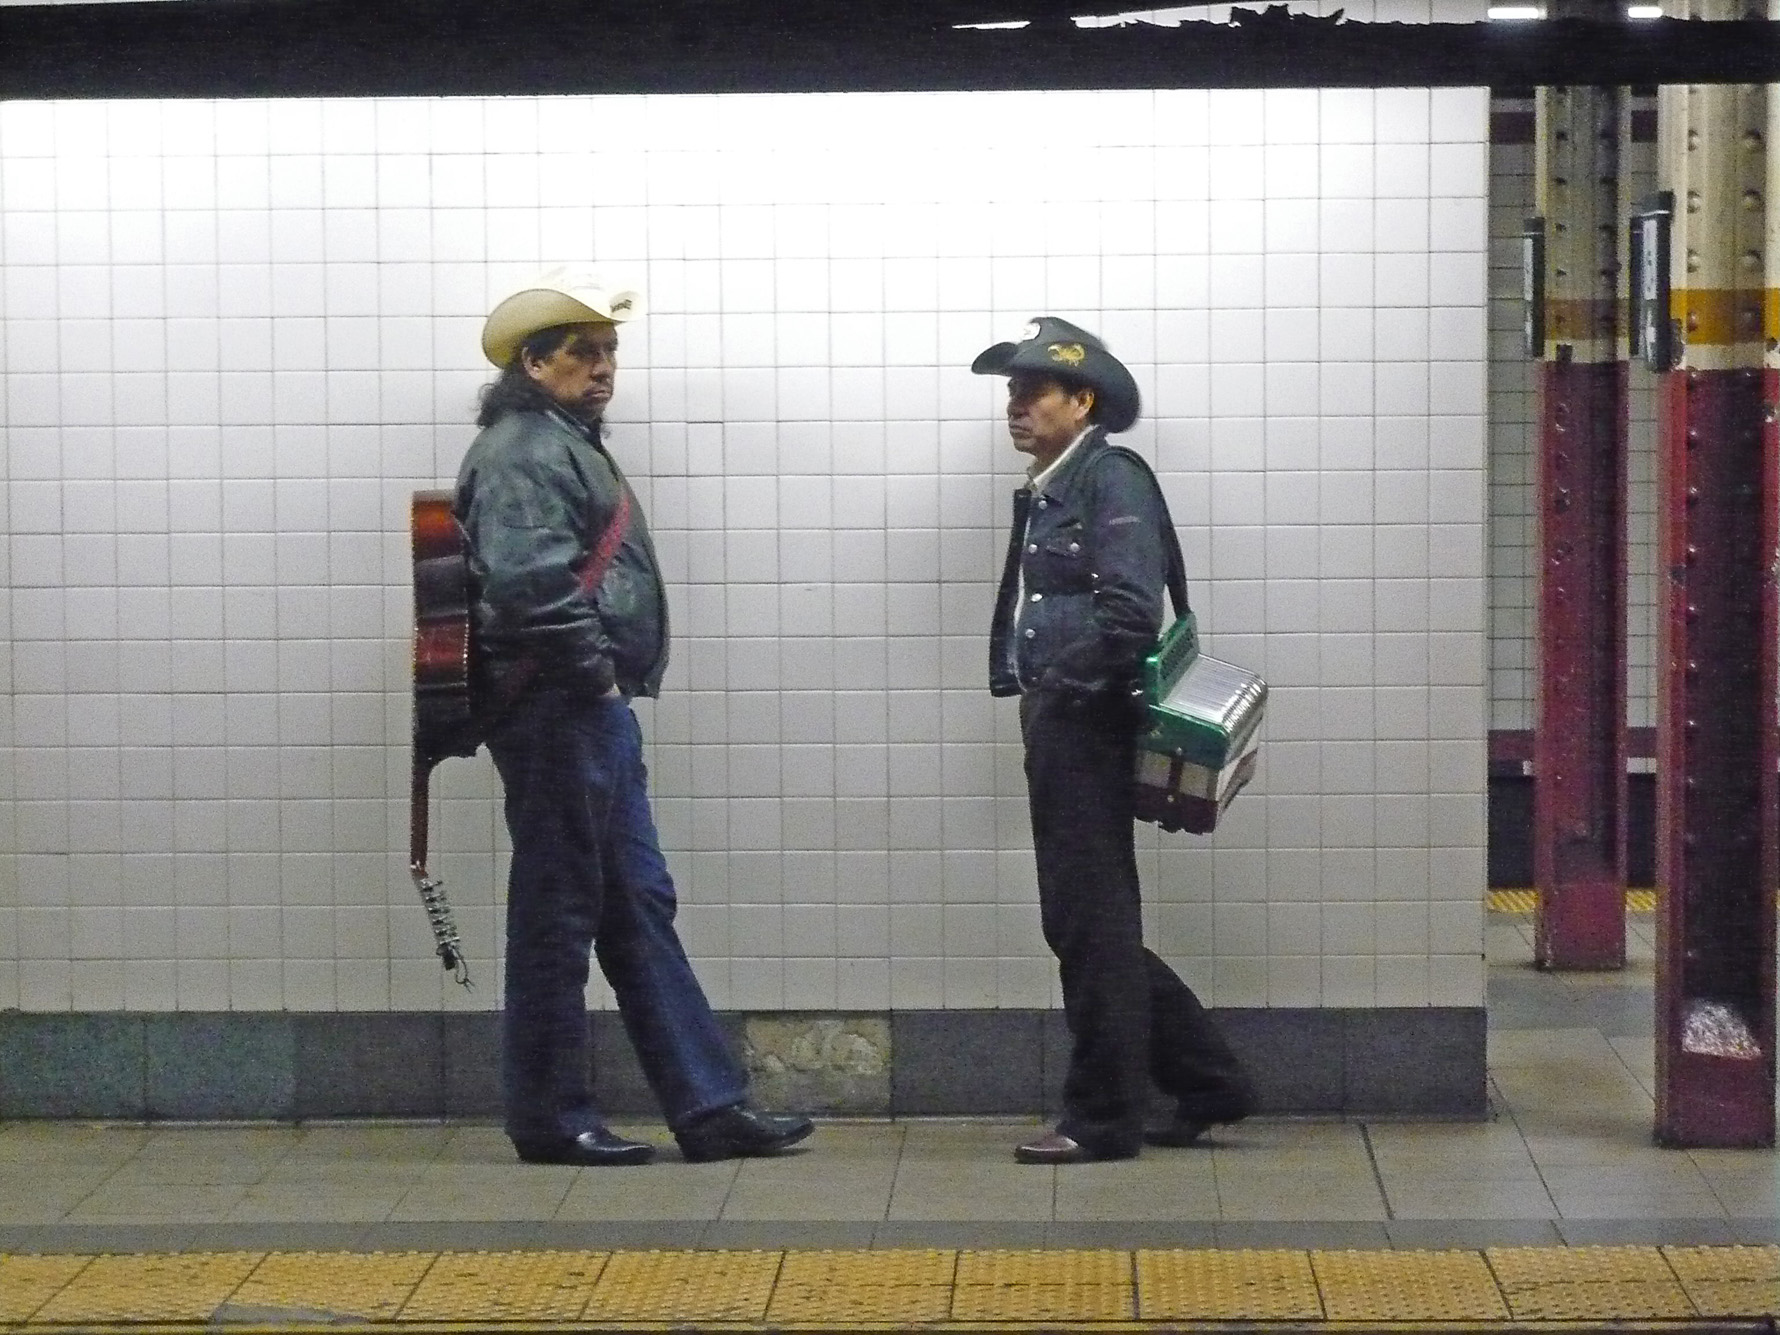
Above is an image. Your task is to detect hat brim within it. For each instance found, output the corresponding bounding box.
[970,339,1141,434]
[482,286,641,368]
[970,342,1019,375]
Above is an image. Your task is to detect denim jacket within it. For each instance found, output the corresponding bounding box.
[989,428,1171,706]
[455,407,670,700]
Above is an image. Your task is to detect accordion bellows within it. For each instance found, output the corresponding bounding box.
[1135,612,1266,834]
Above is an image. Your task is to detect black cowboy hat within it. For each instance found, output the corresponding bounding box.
[970,316,1141,434]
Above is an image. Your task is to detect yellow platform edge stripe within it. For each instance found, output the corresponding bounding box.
[1488,888,1657,914]
[2,1245,1775,1331]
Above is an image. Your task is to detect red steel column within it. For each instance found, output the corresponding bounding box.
[1652,20,1778,1146]
[1532,73,1631,970]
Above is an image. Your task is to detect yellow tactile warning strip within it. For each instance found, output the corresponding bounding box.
[224,1250,434,1322]
[583,1248,782,1323]
[0,1257,92,1324]
[1488,888,1657,914]
[1666,1244,1780,1319]
[1487,1245,1697,1321]
[951,1249,1134,1322]
[1136,1247,1321,1322]
[398,1251,605,1324]
[25,1251,261,1325]
[1313,1248,1509,1323]
[769,1248,956,1324]
[3,1244,1778,1329]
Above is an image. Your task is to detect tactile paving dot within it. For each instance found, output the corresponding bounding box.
[228,1250,434,1320]
[1312,1248,1510,1322]
[1487,1245,1693,1321]
[1503,1279,1699,1320]
[0,1255,94,1322]
[582,1249,780,1323]
[768,1249,957,1324]
[1137,1248,1321,1321]
[1488,1243,1675,1287]
[1665,1244,1780,1283]
[950,1248,1134,1323]
[29,1251,263,1324]
[1679,1280,1780,1317]
[396,1250,605,1323]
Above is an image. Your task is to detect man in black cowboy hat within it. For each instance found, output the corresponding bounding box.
[977,317,1254,1163]
[455,267,813,1167]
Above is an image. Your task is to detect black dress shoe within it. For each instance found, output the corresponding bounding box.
[1014,1130,1139,1164]
[512,1127,655,1166]
[675,1105,814,1163]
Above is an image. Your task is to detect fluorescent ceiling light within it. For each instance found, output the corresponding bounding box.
[953,18,1032,27]
[1487,5,1544,16]
[1626,5,1663,15]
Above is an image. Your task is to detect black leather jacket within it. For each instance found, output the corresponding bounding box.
[989,428,1170,707]
[454,406,670,700]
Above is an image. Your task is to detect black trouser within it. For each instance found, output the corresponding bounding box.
[1020,690,1251,1154]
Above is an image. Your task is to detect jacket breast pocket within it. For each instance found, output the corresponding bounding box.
[1030,524,1093,593]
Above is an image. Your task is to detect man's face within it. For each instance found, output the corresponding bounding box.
[522,322,619,424]
[1006,372,1093,463]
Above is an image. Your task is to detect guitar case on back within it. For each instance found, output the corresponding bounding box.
[408,489,474,984]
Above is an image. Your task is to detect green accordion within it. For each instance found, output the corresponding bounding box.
[1134,612,1266,834]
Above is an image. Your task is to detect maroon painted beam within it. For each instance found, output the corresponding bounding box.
[1531,81,1630,971]
[1651,70,1777,1148]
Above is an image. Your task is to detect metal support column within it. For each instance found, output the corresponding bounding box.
[1652,1,1778,1146]
[1532,64,1631,970]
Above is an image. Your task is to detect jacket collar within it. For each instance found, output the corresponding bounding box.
[1028,425,1105,499]
[543,404,601,442]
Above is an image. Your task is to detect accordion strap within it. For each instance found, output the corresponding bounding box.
[1099,445,1189,621]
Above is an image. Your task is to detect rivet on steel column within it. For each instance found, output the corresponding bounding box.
[1651,0,1778,1148]
[1530,0,1633,973]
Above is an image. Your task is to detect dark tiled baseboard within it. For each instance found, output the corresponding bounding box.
[0,1006,1485,1121]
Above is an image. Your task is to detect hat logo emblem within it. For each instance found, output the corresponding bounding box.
[1048,342,1086,366]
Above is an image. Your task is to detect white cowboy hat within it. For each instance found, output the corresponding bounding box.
[481,265,645,368]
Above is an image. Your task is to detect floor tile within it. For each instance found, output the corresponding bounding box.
[59,1183,250,1223]
[1212,1221,1392,1249]
[1558,1218,1747,1245]
[703,1220,877,1248]
[1048,1220,1219,1247]
[1385,1218,1564,1248]
[1552,1193,1728,1221]
[887,1165,1055,1222]
[721,1164,896,1221]
[1052,1157,1220,1222]
[555,1164,737,1221]
[185,1222,374,1251]
[1385,1178,1559,1219]
[872,1220,1049,1248]
[15,1223,204,1254]
[531,1220,704,1249]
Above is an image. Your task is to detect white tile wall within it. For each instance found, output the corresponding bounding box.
[0,86,1490,1015]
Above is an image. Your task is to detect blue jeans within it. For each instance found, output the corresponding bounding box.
[486,689,746,1144]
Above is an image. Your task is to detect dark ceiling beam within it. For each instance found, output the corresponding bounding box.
[2,1,1776,96]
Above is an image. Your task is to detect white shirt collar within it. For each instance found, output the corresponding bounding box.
[1027,426,1094,494]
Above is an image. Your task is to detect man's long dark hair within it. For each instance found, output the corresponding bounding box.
[475,325,578,428]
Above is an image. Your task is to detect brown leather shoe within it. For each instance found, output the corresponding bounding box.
[1015,1131,1091,1164]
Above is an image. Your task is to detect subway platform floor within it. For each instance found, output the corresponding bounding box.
[1,909,1777,1329]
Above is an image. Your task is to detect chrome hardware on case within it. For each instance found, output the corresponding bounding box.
[412,865,472,988]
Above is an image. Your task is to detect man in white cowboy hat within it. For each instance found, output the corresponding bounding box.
[455,266,813,1166]
[975,317,1254,1164]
